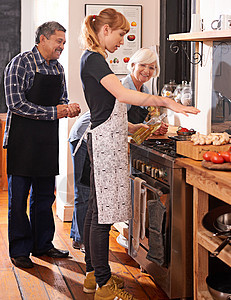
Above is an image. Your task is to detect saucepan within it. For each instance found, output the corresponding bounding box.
[216,213,231,232]
[210,213,231,257]
[206,272,231,300]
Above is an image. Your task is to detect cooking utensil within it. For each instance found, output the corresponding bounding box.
[210,236,231,257]
[210,214,231,257]
[213,230,231,237]
[202,206,231,234]
[216,213,231,232]
[176,127,196,136]
[206,272,231,300]
[202,206,231,257]
[168,135,192,141]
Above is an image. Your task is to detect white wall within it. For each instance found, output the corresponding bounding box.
[168,0,231,134]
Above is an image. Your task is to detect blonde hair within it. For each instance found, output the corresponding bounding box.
[127,47,160,78]
[80,8,130,58]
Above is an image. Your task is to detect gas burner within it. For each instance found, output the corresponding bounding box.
[143,138,177,158]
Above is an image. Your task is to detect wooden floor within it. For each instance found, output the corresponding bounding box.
[0,189,169,300]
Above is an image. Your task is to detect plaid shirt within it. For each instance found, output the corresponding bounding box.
[3,46,69,147]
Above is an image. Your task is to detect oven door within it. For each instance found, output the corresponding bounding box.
[128,172,171,270]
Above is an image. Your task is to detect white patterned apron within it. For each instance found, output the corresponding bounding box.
[91,100,132,224]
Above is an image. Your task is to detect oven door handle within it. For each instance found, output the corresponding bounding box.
[129,174,163,197]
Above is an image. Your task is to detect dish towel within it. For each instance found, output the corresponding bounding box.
[140,186,147,240]
[146,198,167,267]
[132,177,146,252]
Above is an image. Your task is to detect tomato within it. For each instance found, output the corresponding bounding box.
[219,151,231,162]
[210,153,225,164]
[179,127,189,132]
[203,151,216,161]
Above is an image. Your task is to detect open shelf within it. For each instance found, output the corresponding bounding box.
[198,290,213,300]
[198,230,231,267]
[169,30,231,41]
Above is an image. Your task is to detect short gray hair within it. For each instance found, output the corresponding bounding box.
[35,21,66,44]
[127,47,160,77]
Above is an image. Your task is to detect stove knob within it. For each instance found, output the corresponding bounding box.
[141,163,146,173]
[146,165,151,175]
[137,160,143,171]
[132,159,137,168]
[158,169,164,178]
[136,160,141,169]
[151,167,158,178]
[155,169,159,178]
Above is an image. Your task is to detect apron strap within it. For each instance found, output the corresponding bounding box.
[31,52,60,74]
[72,122,91,156]
[32,53,39,73]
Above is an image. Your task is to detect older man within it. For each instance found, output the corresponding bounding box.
[4,21,80,268]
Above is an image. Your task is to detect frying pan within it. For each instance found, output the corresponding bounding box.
[202,206,231,234]
[206,272,231,300]
[211,213,231,257]
[202,206,231,257]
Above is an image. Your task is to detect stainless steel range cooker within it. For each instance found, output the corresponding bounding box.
[128,138,193,299]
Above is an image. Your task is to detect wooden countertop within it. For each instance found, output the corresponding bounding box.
[176,157,231,205]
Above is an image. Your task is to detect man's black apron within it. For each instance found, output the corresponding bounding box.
[127,105,149,124]
[7,65,62,177]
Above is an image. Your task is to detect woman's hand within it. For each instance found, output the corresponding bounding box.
[164,97,200,116]
[128,122,148,134]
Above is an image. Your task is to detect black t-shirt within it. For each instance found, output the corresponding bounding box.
[80,50,114,128]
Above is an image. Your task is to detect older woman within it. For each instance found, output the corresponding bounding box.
[122,47,168,135]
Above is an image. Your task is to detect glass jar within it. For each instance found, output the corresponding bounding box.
[161,80,177,98]
[181,82,192,106]
[173,81,188,104]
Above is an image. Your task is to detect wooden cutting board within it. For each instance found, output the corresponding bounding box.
[176,141,231,160]
[201,160,231,170]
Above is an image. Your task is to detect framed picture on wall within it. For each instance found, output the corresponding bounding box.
[85,4,142,75]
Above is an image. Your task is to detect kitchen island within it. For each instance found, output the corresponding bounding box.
[176,157,231,300]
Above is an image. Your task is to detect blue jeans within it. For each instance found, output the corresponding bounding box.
[84,134,112,287]
[8,175,55,258]
[69,140,90,243]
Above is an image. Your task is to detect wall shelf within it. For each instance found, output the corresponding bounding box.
[169,30,231,42]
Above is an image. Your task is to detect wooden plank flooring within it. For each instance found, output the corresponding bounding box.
[0,190,169,300]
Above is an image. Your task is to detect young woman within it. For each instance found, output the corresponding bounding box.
[80,8,200,300]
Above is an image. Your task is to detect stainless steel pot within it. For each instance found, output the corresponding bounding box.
[216,213,231,232]
[210,213,231,257]
[206,273,231,300]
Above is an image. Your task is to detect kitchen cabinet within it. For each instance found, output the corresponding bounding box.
[176,158,231,300]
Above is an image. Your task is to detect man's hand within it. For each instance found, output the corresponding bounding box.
[152,122,168,136]
[67,103,81,118]
[57,104,68,119]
